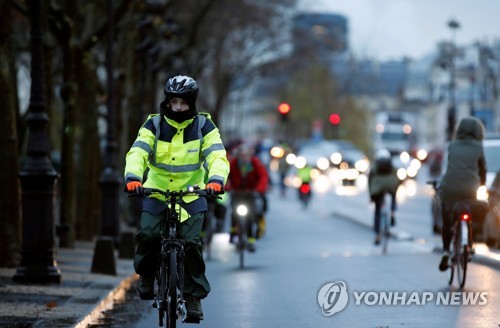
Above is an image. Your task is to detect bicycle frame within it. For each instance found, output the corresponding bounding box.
[130,186,222,327]
[448,201,473,289]
[156,191,186,327]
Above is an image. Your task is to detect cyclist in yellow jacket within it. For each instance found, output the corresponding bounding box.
[124,75,229,320]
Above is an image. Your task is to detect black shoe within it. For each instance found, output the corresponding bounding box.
[374,234,381,245]
[185,295,204,320]
[390,215,396,227]
[439,253,449,271]
[136,275,154,300]
[247,242,256,253]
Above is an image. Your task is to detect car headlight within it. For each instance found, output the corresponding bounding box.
[477,185,489,201]
[330,152,342,165]
[397,168,407,180]
[317,157,330,170]
[354,159,369,172]
[295,156,306,169]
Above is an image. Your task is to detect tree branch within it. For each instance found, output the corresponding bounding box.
[7,0,27,16]
[81,0,130,51]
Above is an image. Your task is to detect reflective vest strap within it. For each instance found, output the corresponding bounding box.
[151,115,162,163]
[197,115,207,162]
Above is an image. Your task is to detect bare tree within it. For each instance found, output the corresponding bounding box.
[0,0,22,267]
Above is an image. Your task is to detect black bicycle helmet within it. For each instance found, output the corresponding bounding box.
[164,75,199,103]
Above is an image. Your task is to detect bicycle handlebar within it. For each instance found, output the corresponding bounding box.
[127,185,224,199]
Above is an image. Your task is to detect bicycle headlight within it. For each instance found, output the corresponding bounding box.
[236,204,248,216]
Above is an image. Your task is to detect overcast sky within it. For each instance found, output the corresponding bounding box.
[297,0,500,61]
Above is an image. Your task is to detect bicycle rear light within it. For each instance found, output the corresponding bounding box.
[460,213,471,221]
[300,184,311,194]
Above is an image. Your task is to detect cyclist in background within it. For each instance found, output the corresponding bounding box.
[226,143,269,251]
[438,116,486,271]
[368,149,400,245]
[277,142,292,197]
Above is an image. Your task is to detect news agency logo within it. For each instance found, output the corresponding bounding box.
[317,281,349,316]
[318,281,488,316]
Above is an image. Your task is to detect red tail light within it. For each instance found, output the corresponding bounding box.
[461,213,471,221]
[300,184,311,194]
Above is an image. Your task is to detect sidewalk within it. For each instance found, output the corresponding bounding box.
[0,240,137,328]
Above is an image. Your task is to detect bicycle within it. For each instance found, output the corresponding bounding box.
[379,192,392,254]
[298,182,312,209]
[129,185,222,327]
[230,191,262,269]
[446,201,474,289]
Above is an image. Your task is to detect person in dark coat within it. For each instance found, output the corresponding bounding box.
[438,116,487,271]
[368,149,401,245]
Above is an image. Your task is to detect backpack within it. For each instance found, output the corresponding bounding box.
[376,157,392,175]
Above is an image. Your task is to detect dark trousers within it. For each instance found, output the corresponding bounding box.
[134,211,211,299]
[441,203,454,253]
[372,192,396,234]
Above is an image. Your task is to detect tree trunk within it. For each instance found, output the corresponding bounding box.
[75,57,102,240]
[0,2,22,267]
[58,1,78,247]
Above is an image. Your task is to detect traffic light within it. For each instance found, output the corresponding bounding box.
[278,102,291,122]
[329,113,341,125]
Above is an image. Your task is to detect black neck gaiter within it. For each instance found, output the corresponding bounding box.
[160,100,196,123]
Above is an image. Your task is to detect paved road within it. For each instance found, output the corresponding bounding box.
[129,179,500,328]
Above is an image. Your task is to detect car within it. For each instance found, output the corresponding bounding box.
[483,138,500,247]
[295,140,342,171]
[337,147,370,186]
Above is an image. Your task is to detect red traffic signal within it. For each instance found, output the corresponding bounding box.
[278,103,291,115]
[329,113,341,125]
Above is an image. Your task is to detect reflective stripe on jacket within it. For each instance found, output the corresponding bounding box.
[124,113,230,221]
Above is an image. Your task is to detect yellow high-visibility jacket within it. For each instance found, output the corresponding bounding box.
[124,113,230,221]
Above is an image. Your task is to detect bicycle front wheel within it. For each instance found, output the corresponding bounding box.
[159,261,167,326]
[167,248,178,328]
[457,245,468,288]
[457,221,470,288]
[238,217,245,269]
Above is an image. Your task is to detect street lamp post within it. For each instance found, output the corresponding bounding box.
[446,18,460,141]
[13,0,62,284]
[99,0,122,242]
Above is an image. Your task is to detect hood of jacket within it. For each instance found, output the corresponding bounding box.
[455,116,485,141]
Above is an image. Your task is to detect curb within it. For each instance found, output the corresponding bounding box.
[74,273,138,328]
[332,210,415,241]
